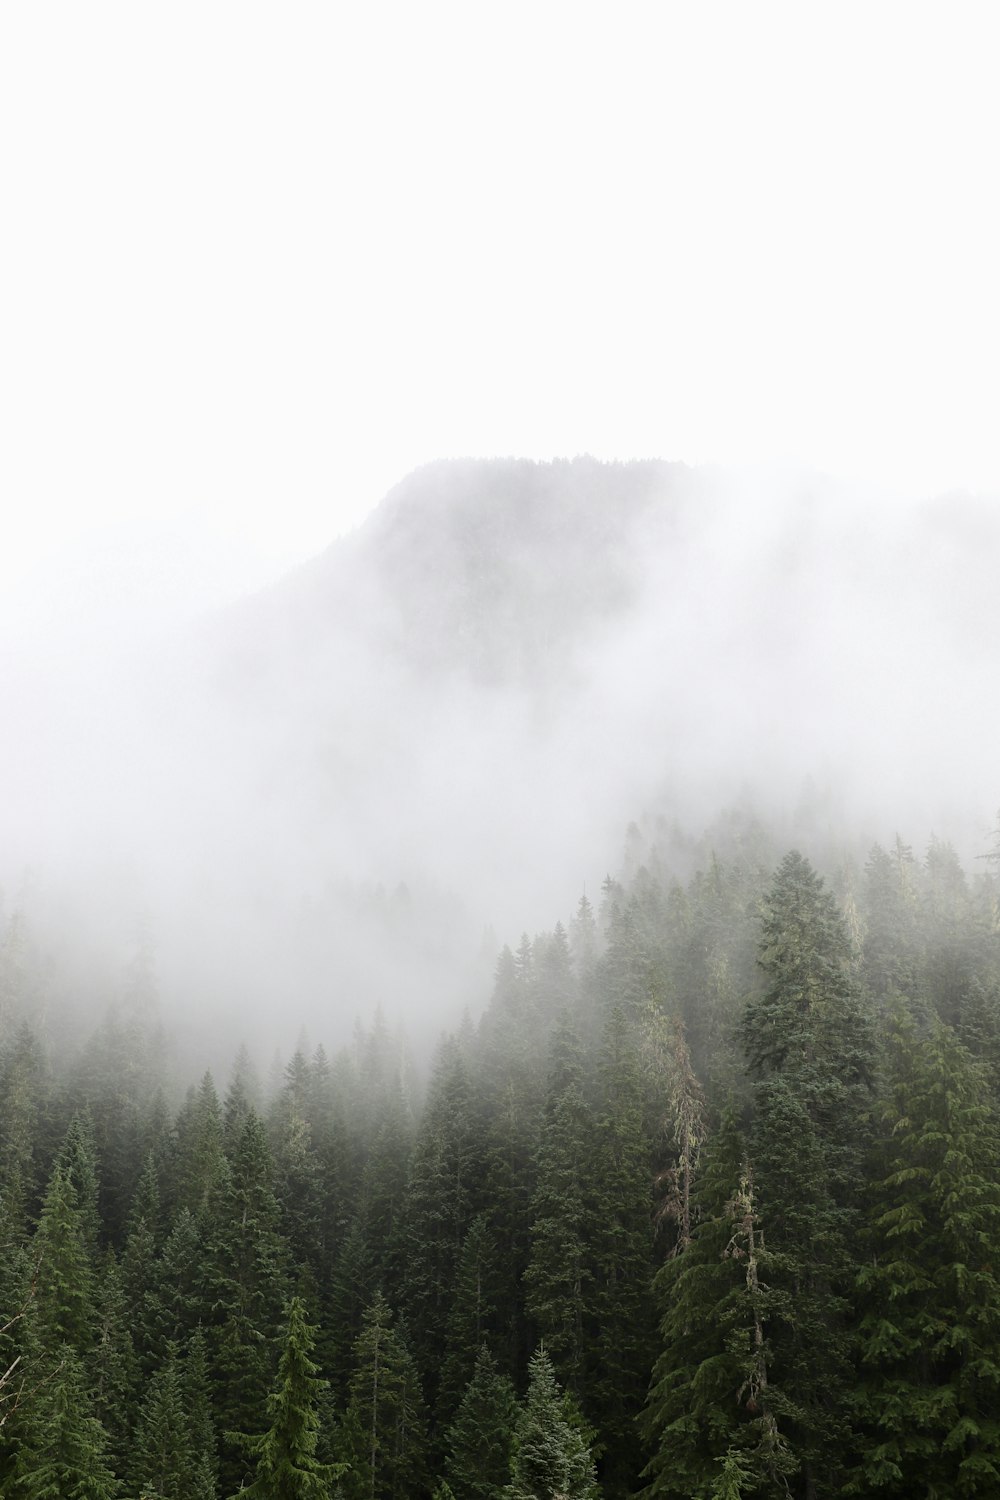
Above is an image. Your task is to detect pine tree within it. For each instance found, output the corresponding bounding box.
[10,1343,118,1500]
[183,1327,220,1500]
[0,1023,50,1245]
[143,1206,206,1364]
[229,1296,343,1499]
[588,1007,655,1495]
[739,850,874,1496]
[402,1036,484,1401]
[444,1345,517,1500]
[203,1110,289,1493]
[129,1344,196,1499]
[504,1346,598,1500]
[640,1110,795,1500]
[523,1015,595,1395]
[168,1072,227,1219]
[32,1162,94,1357]
[853,1007,1000,1495]
[342,1290,430,1500]
[438,1214,501,1422]
[91,1249,137,1474]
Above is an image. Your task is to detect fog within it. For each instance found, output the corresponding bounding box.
[2,457,997,1069]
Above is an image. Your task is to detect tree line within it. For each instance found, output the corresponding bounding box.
[2,811,1000,1497]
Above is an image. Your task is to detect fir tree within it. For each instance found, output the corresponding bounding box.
[228,1295,343,1499]
[32,1163,94,1357]
[444,1345,517,1500]
[504,1346,598,1500]
[523,1015,595,1395]
[129,1345,197,1499]
[10,1343,118,1500]
[342,1290,430,1500]
[640,1110,795,1500]
[853,1007,1000,1495]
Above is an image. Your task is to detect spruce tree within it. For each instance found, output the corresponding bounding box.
[523,1015,595,1395]
[438,1214,501,1422]
[10,1343,118,1500]
[32,1162,95,1357]
[229,1295,343,1499]
[444,1345,517,1500]
[129,1345,196,1499]
[853,1008,1000,1495]
[640,1110,795,1499]
[738,850,873,1494]
[504,1346,598,1500]
[342,1290,430,1500]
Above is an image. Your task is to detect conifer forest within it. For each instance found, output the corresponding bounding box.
[4,809,1000,1498]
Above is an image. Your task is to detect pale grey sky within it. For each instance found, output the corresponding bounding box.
[3,1,999,630]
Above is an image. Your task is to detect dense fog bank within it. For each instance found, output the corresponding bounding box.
[1,458,997,1053]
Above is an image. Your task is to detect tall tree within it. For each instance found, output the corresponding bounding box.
[444,1345,517,1500]
[503,1346,598,1500]
[641,1110,795,1500]
[229,1296,343,1499]
[9,1343,118,1500]
[342,1290,430,1500]
[739,850,874,1497]
[523,1016,595,1396]
[853,1007,1000,1495]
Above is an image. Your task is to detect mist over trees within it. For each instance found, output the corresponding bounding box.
[2,459,1000,1495]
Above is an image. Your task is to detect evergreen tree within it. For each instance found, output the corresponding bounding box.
[504,1346,598,1500]
[739,850,874,1496]
[91,1250,137,1474]
[168,1072,227,1219]
[853,1008,1000,1495]
[438,1214,501,1421]
[402,1036,484,1401]
[444,1345,517,1500]
[524,1016,595,1395]
[203,1111,289,1492]
[342,1290,430,1500]
[641,1110,795,1500]
[184,1327,220,1500]
[229,1295,343,1499]
[0,1023,50,1245]
[10,1343,118,1500]
[32,1163,94,1357]
[129,1345,198,1499]
[143,1206,206,1364]
[588,1007,655,1495]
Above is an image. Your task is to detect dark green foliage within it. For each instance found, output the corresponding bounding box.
[853,1007,1000,1495]
[523,1016,595,1394]
[444,1345,517,1500]
[203,1110,289,1491]
[588,1008,656,1494]
[10,1344,118,1500]
[229,1296,343,1499]
[641,1111,795,1499]
[183,1327,220,1499]
[341,1290,430,1500]
[32,1163,94,1356]
[2,812,1000,1500]
[129,1345,198,1499]
[90,1251,137,1473]
[438,1214,502,1421]
[504,1346,598,1500]
[0,1023,50,1244]
[402,1037,484,1400]
[740,850,875,1495]
[143,1206,206,1364]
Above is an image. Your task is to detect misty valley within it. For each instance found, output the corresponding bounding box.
[2,459,1000,1498]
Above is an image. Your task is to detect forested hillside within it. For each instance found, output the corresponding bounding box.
[3,811,1000,1497]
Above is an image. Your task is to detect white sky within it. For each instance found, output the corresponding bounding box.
[3,2,999,627]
